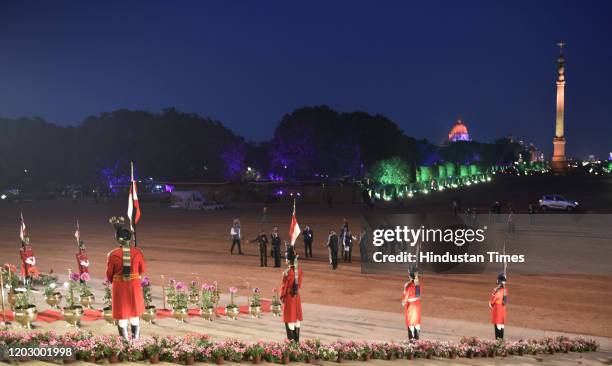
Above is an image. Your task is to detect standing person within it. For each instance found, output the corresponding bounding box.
[528,204,536,225]
[271,227,282,268]
[106,217,146,340]
[343,230,353,263]
[302,226,313,258]
[74,221,90,280]
[326,230,339,270]
[452,200,459,216]
[261,206,268,223]
[489,273,507,340]
[250,230,268,267]
[230,222,243,255]
[19,237,37,286]
[507,209,515,233]
[358,229,368,262]
[18,213,37,286]
[401,271,422,340]
[340,218,349,238]
[76,241,90,278]
[280,249,302,342]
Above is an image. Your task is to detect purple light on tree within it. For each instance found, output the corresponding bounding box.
[220,143,246,181]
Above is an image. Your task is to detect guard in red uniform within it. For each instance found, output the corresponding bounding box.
[19,238,37,286]
[106,218,146,340]
[76,241,90,277]
[280,245,303,342]
[489,273,507,340]
[401,271,422,340]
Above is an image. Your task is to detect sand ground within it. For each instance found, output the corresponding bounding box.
[1,175,611,344]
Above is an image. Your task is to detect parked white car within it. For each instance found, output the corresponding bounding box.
[170,191,205,210]
[538,195,579,211]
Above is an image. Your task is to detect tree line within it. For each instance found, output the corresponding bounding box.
[0,106,525,191]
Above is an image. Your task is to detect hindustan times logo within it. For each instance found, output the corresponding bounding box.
[372,225,487,247]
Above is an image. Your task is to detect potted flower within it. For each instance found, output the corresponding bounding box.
[200,283,217,321]
[3,264,20,308]
[78,272,95,308]
[188,280,199,304]
[102,279,115,324]
[212,342,228,365]
[12,283,37,329]
[62,271,84,327]
[249,287,262,318]
[225,287,239,320]
[168,281,189,322]
[144,336,161,364]
[141,276,157,323]
[247,343,265,364]
[270,287,282,317]
[42,273,62,308]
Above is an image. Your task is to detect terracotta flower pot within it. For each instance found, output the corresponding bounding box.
[215,355,225,365]
[185,355,195,365]
[363,353,371,361]
[149,354,159,364]
[282,355,291,364]
[252,354,261,364]
[109,354,119,364]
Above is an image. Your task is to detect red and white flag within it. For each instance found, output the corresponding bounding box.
[75,220,81,243]
[19,212,27,242]
[127,162,141,230]
[289,200,301,246]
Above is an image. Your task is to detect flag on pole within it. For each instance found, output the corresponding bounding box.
[75,220,81,243]
[127,162,141,230]
[289,200,301,246]
[19,212,27,242]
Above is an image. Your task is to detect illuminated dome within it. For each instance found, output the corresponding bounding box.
[448,119,470,142]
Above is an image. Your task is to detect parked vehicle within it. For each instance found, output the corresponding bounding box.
[538,195,579,211]
[170,191,205,210]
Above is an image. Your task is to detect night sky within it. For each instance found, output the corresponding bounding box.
[1,1,611,158]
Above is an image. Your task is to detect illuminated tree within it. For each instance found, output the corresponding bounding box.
[369,157,411,186]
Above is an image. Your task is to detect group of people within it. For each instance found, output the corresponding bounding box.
[14,211,508,344]
[230,217,362,271]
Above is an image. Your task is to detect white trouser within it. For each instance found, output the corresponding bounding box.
[495,324,504,329]
[117,317,140,328]
[287,321,301,330]
[409,325,420,331]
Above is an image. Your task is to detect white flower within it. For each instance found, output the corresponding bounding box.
[63,281,70,288]
[50,283,57,289]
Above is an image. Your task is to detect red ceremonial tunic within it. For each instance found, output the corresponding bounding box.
[76,251,89,275]
[19,246,35,277]
[281,267,303,323]
[490,287,507,324]
[106,246,146,319]
[402,282,422,326]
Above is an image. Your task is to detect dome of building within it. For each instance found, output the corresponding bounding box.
[448,119,470,142]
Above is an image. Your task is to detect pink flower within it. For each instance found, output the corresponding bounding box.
[229,287,238,294]
[253,287,261,294]
[80,272,90,282]
[102,279,110,286]
[176,282,187,291]
[69,272,80,281]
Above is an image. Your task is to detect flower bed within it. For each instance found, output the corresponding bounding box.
[0,331,599,364]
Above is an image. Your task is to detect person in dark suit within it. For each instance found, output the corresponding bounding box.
[250,230,268,267]
[271,227,282,268]
[326,230,339,270]
[343,230,353,263]
[302,226,313,258]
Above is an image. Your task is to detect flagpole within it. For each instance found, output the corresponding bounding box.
[130,161,138,247]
